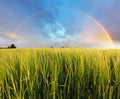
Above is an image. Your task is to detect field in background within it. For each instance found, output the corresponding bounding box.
[0,48,120,99]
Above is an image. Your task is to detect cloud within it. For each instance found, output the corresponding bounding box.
[15,39,49,48]
[1,33,22,40]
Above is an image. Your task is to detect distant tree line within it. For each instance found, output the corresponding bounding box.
[0,44,16,49]
[8,44,16,48]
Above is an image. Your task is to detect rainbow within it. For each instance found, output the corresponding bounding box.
[88,16,114,44]
[74,9,114,44]
[13,8,114,45]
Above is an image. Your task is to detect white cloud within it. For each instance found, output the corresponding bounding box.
[114,41,120,49]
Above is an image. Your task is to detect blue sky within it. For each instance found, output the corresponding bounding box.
[0,0,120,47]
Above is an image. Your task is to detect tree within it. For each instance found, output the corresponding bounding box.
[8,44,16,48]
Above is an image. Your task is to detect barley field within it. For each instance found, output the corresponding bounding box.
[0,48,120,99]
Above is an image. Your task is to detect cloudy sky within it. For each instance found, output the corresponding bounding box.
[0,0,120,48]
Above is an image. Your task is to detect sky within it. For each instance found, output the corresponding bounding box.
[0,0,120,48]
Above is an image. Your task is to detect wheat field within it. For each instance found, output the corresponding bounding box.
[0,48,120,99]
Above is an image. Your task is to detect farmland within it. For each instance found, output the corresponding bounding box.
[0,48,120,99]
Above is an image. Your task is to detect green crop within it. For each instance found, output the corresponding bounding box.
[0,48,120,99]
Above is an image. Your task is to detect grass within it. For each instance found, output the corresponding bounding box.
[0,48,120,99]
